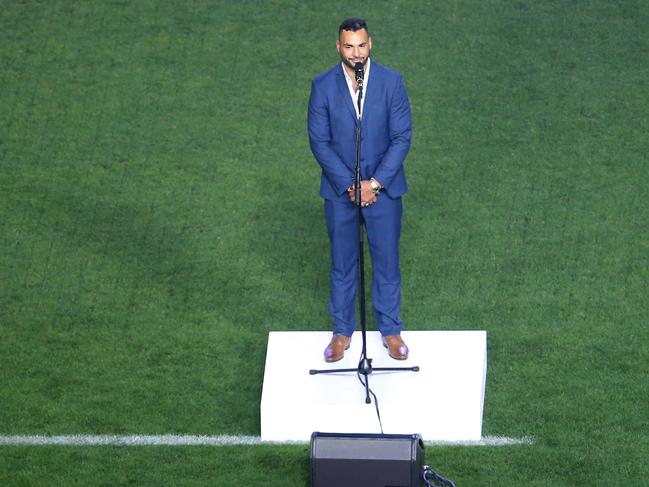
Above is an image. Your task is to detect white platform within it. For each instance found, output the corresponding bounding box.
[260,330,487,442]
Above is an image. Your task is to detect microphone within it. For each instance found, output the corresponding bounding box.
[354,62,364,88]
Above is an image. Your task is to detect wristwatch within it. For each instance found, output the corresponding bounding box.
[370,178,382,194]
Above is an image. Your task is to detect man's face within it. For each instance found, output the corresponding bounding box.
[336,28,372,70]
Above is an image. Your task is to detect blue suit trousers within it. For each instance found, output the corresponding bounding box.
[324,195,403,337]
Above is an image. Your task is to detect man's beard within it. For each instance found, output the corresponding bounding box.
[341,54,369,70]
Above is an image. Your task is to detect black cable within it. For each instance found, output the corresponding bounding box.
[356,369,383,434]
[422,465,456,487]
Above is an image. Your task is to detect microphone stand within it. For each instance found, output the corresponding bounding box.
[310,64,418,405]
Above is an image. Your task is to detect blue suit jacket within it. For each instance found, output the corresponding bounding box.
[308,61,412,201]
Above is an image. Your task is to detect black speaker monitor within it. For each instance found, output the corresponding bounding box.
[310,432,425,487]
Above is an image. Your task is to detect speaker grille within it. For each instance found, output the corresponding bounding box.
[310,433,425,487]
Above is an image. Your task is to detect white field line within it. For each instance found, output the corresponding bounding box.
[0,435,533,447]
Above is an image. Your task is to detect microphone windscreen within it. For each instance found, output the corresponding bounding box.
[354,62,364,81]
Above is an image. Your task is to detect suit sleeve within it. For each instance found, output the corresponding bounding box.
[372,74,412,191]
[307,80,354,196]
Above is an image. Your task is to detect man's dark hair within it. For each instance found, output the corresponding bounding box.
[339,17,369,35]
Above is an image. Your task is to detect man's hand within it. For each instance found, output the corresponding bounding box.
[347,180,379,207]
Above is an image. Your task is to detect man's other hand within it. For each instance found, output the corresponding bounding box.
[347,180,378,207]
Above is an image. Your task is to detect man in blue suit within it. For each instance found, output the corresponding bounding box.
[308,18,412,362]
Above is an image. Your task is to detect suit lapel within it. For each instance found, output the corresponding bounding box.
[335,65,359,122]
[361,61,381,136]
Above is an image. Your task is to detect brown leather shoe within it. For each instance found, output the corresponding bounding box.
[382,335,409,360]
[324,334,351,362]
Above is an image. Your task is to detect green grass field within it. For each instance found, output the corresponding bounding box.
[1,1,648,485]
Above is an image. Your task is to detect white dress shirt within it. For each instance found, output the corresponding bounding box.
[341,57,371,118]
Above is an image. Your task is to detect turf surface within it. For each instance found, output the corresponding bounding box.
[1,1,648,485]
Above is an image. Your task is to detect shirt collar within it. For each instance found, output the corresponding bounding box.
[341,57,371,88]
